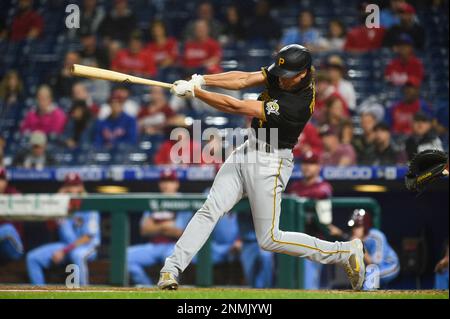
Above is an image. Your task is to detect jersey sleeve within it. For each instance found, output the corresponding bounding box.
[366,230,385,264]
[82,212,100,238]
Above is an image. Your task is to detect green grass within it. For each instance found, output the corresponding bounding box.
[0,287,448,299]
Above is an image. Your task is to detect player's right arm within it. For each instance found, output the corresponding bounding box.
[203,71,266,90]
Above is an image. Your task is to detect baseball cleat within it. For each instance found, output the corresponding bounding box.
[343,239,366,290]
[157,272,179,290]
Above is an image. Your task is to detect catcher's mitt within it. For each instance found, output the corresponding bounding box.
[405,149,449,192]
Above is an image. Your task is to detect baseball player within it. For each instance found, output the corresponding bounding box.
[26,173,100,286]
[348,209,400,288]
[128,170,240,286]
[158,44,365,290]
[0,167,24,262]
[288,151,344,289]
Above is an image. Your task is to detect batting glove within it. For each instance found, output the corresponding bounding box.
[190,74,206,88]
[171,80,195,98]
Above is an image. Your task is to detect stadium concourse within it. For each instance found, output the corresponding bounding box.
[0,0,448,292]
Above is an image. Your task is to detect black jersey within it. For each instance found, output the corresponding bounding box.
[250,67,315,149]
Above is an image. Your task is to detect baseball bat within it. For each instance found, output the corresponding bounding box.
[70,64,173,89]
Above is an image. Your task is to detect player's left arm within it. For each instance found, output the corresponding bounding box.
[194,87,264,120]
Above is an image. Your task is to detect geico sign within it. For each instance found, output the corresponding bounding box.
[322,167,373,180]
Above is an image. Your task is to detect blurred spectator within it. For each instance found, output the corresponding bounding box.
[383,2,425,50]
[0,70,24,106]
[316,19,347,52]
[8,0,43,42]
[313,71,348,124]
[49,51,81,99]
[325,55,357,112]
[94,92,138,148]
[20,85,67,135]
[183,20,223,74]
[77,0,105,36]
[154,127,203,165]
[280,11,321,50]
[12,131,56,169]
[98,0,136,46]
[319,95,351,138]
[405,112,444,160]
[138,87,176,136]
[384,33,424,87]
[26,173,100,286]
[288,151,344,289]
[221,5,247,44]
[111,30,157,77]
[357,95,386,123]
[319,125,356,166]
[0,168,24,262]
[293,122,323,160]
[434,240,449,289]
[61,100,95,150]
[184,1,223,40]
[98,86,139,119]
[0,70,24,125]
[127,169,192,286]
[246,0,281,43]
[146,21,179,69]
[387,79,434,135]
[78,31,110,69]
[341,120,354,145]
[71,82,100,116]
[370,122,406,165]
[352,111,378,164]
[344,4,386,53]
[380,0,405,28]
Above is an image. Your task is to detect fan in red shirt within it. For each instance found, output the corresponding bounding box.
[112,30,157,77]
[344,3,385,53]
[146,21,179,68]
[138,86,176,136]
[313,71,349,124]
[388,78,434,135]
[182,19,223,74]
[9,0,44,42]
[293,122,323,160]
[385,33,424,87]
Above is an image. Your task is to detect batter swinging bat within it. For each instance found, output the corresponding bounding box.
[70,64,173,89]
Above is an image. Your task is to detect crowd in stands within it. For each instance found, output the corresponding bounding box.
[0,0,448,169]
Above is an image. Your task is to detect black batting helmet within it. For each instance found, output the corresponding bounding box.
[268,44,312,78]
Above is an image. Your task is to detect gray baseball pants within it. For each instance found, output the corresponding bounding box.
[161,135,352,277]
